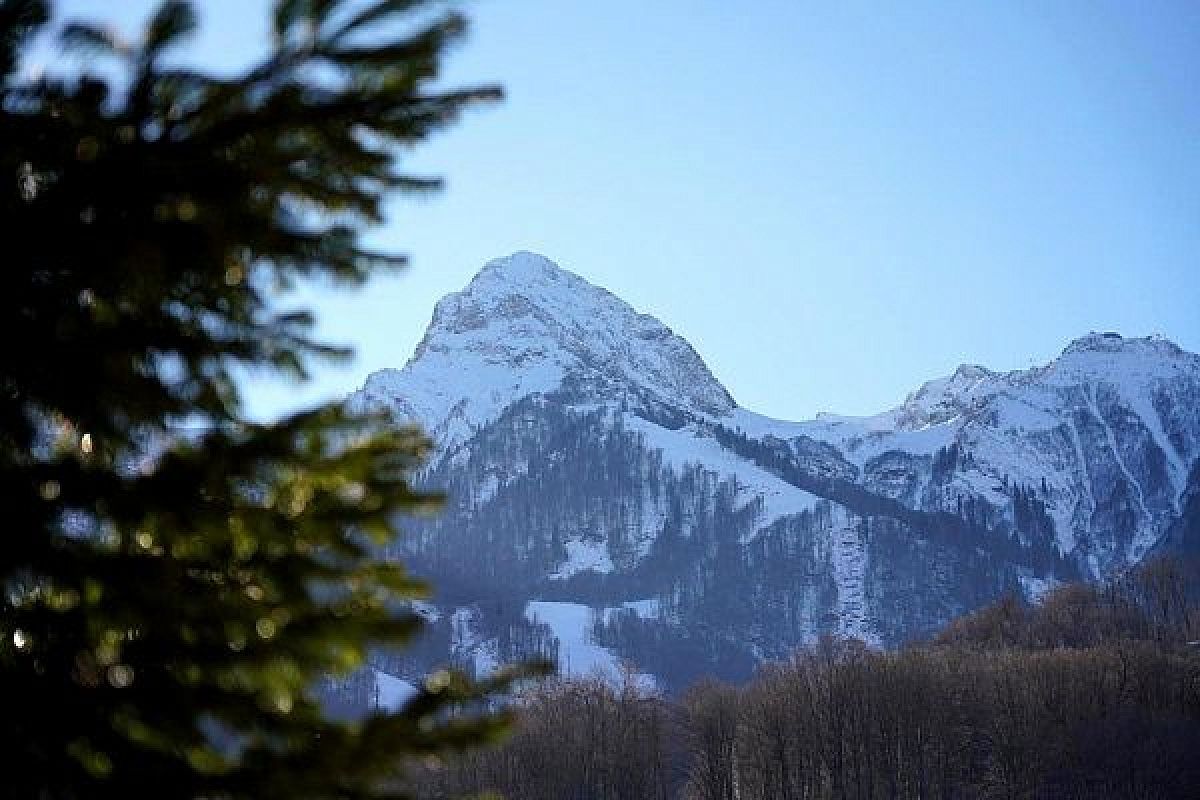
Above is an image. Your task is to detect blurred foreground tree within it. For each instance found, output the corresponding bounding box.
[0,1,539,797]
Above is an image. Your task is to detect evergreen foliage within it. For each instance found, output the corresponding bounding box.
[0,1,541,796]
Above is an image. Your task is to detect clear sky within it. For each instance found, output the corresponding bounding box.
[45,1,1200,422]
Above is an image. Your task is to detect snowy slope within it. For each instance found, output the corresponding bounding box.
[524,601,655,688]
[712,332,1200,576]
[347,251,734,451]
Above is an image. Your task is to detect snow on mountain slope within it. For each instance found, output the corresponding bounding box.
[347,251,734,451]
[725,333,1200,573]
[828,504,878,646]
[623,414,822,534]
[372,670,417,711]
[740,336,1196,480]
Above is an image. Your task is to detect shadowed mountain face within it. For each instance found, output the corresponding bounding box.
[350,252,1200,693]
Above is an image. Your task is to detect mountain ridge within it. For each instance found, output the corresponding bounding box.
[353,253,1196,473]
[348,252,1200,690]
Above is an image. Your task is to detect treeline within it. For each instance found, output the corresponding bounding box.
[403,557,1200,799]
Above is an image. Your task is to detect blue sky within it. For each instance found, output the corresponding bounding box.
[46,1,1200,421]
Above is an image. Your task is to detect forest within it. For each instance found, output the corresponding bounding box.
[403,555,1200,800]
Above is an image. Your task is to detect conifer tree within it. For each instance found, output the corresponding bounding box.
[0,1,539,797]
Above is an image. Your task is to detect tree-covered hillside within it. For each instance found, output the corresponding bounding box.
[406,556,1200,800]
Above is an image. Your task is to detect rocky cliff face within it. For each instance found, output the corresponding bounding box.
[351,253,1200,693]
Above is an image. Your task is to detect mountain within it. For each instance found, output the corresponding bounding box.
[1155,462,1200,557]
[347,251,734,443]
[348,252,1200,694]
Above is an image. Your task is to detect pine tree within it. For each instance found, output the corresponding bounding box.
[0,1,543,797]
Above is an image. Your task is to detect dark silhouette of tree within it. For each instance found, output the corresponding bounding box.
[0,1,543,797]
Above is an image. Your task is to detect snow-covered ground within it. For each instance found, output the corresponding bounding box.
[625,414,822,529]
[549,537,615,579]
[372,669,418,711]
[828,506,881,646]
[450,607,499,676]
[525,600,655,690]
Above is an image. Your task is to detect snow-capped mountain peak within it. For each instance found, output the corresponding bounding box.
[343,254,1200,689]
[1059,331,1184,359]
[348,252,734,447]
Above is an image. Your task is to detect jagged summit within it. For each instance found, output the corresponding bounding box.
[1039,332,1196,390]
[1060,331,1184,359]
[897,363,996,423]
[469,250,579,293]
[842,332,1197,433]
[349,252,735,446]
[411,251,634,363]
